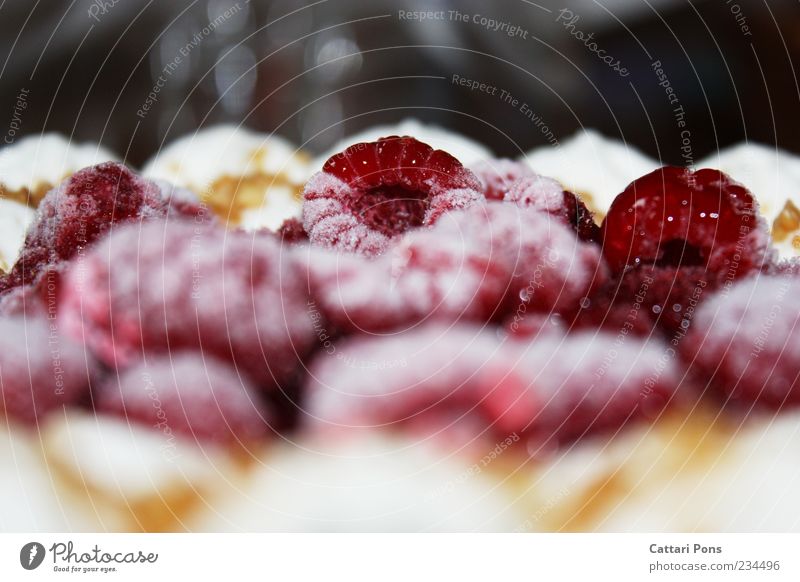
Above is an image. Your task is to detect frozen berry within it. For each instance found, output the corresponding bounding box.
[1,163,207,292]
[482,332,679,449]
[0,315,94,423]
[601,166,770,274]
[304,325,679,448]
[303,136,483,256]
[303,323,527,436]
[0,264,66,317]
[470,158,536,200]
[59,220,316,391]
[97,353,269,446]
[304,202,607,333]
[505,174,600,242]
[277,217,308,244]
[682,275,800,409]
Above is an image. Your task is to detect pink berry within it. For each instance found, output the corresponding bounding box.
[484,331,679,448]
[0,315,94,423]
[470,158,536,200]
[303,323,522,434]
[59,220,316,391]
[302,137,483,256]
[682,275,800,409]
[505,174,600,242]
[1,163,207,292]
[304,202,607,333]
[97,353,269,446]
[303,324,679,448]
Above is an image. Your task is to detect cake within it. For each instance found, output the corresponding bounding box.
[1,124,799,533]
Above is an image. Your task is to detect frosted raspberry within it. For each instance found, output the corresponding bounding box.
[561,284,657,336]
[302,136,483,256]
[1,163,206,292]
[505,174,600,242]
[304,325,679,447]
[59,220,316,390]
[97,353,269,446]
[303,323,527,435]
[682,275,800,409]
[304,202,607,333]
[0,264,66,317]
[485,332,679,447]
[277,217,308,244]
[470,158,536,200]
[0,315,94,423]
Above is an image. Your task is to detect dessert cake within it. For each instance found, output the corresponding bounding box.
[1,124,799,533]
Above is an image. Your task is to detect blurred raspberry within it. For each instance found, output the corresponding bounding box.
[97,353,269,446]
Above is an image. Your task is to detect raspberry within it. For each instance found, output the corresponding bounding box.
[59,220,316,391]
[302,323,527,436]
[304,202,607,333]
[0,264,66,317]
[97,353,269,446]
[682,275,800,409]
[484,332,679,448]
[303,136,483,256]
[601,166,770,274]
[0,315,94,423]
[1,163,206,292]
[561,283,657,336]
[505,175,600,242]
[470,158,536,200]
[304,325,678,447]
[277,217,308,244]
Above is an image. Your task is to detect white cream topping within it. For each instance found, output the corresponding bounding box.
[0,199,35,270]
[0,133,118,193]
[143,124,309,191]
[521,129,659,215]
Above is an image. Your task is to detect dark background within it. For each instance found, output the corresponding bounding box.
[0,0,798,166]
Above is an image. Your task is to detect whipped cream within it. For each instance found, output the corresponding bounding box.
[0,199,34,271]
[143,125,307,230]
[521,129,659,216]
[0,133,118,204]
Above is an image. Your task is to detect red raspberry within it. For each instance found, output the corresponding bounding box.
[682,275,800,409]
[304,325,678,448]
[1,163,207,292]
[303,323,529,437]
[470,158,536,200]
[303,136,483,256]
[561,283,658,336]
[0,315,94,423]
[482,331,679,449]
[97,353,269,446]
[304,202,607,333]
[505,175,600,243]
[59,220,316,391]
[601,166,770,274]
[277,217,308,244]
